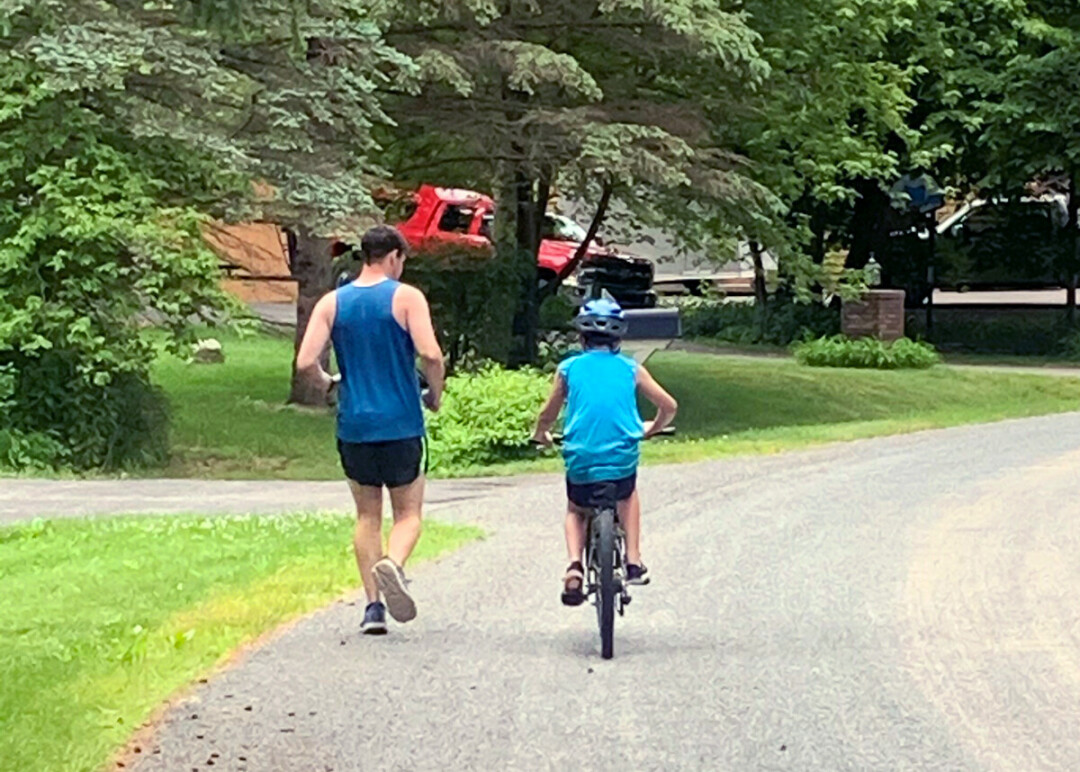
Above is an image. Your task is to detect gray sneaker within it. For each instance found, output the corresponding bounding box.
[361,601,387,635]
[373,558,417,623]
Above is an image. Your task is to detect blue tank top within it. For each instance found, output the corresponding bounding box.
[557,350,643,483]
[331,281,424,443]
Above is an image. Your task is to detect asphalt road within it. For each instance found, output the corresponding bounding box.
[0,477,544,524]
[72,413,1078,771]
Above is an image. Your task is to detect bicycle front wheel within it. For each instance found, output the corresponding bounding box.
[595,508,616,659]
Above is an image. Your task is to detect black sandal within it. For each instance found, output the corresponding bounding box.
[562,561,586,606]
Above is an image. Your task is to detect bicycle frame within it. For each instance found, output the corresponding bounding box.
[531,426,675,659]
[579,483,631,659]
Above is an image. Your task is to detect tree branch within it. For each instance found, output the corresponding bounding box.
[392,154,524,176]
[563,178,614,281]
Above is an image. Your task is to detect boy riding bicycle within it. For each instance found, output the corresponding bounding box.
[532,292,678,606]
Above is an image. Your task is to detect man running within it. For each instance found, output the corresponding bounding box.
[297,225,444,635]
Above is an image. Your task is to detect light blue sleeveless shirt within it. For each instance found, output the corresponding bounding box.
[558,350,644,483]
[331,280,424,443]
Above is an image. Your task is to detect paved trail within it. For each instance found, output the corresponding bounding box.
[14,416,1080,770]
[0,476,544,523]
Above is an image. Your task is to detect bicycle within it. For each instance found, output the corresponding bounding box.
[536,427,675,659]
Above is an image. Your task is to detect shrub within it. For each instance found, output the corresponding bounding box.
[537,331,582,373]
[0,138,233,471]
[793,336,942,369]
[402,243,519,371]
[538,291,577,332]
[1060,329,1080,361]
[673,295,840,346]
[4,361,170,470]
[427,363,552,469]
[907,310,1067,356]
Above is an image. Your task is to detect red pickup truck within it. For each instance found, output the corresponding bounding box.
[391,185,657,308]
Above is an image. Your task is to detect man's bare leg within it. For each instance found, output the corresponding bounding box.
[618,489,642,565]
[371,475,424,623]
[386,474,425,567]
[348,481,384,603]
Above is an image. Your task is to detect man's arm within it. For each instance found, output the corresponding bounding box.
[532,372,567,446]
[296,292,337,396]
[402,286,445,411]
[636,364,677,438]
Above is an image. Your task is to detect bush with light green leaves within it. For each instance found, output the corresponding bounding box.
[427,363,553,469]
[0,35,238,470]
[793,336,941,369]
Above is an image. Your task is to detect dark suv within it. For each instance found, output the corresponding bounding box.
[879,196,1073,305]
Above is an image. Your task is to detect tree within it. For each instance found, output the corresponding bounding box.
[0,1,244,468]
[376,0,769,363]
[712,0,1035,327]
[966,0,1080,319]
[0,0,405,465]
[735,0,928,270]
[182,1,416,402]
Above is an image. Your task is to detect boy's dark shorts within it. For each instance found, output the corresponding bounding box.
[338,437,426,488]
[566,474,637,509]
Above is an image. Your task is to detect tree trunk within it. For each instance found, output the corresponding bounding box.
[511,167,540,366]
[286,225,334,405]
[925,217,936,337]
[847,179,891,268]
[532,165,555,302]
[1068,168,1079,326]
[533,165,553,256]
[750,240,769,340]
[809,204,827,264]
[560,180,614,297]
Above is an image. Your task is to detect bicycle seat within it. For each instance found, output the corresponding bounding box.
[586,482,618,509]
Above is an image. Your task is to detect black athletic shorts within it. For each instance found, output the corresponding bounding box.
[566,474,637,509]
[338,437,426,488]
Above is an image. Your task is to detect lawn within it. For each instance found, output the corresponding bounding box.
[155,330,339,479]
[154,332,1080,479]
[638,351,1080,463]
[0,514,479,772]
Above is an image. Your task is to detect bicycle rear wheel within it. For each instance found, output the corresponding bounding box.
[595,508,616,659]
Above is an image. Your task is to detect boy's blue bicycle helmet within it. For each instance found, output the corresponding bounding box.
[574,290,628,338]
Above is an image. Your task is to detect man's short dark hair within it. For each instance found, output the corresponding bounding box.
[360,225,407,264]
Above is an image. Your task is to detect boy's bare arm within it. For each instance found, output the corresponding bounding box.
[636,364,678,438]
[532,373,567,445]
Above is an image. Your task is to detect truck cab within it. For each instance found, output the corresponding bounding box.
[394,185,657,308]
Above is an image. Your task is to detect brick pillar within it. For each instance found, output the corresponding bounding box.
[841,289,906,342]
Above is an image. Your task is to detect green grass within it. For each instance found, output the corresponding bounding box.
[0,514,479,772]
[634,351,1080,463]
[435,351,1080,476]
[151,331,1080,479]
[155,330,341,479]
[679,337,792,357]
[684,335,1080,369]
[941,351,1080,368]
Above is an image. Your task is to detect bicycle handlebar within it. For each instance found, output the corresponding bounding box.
[532,426,676,447]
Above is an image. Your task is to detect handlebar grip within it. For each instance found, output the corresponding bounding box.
[531,427,674,448]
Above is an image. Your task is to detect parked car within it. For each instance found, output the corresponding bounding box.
[393,185,657,308]
[879,195,1073,305]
